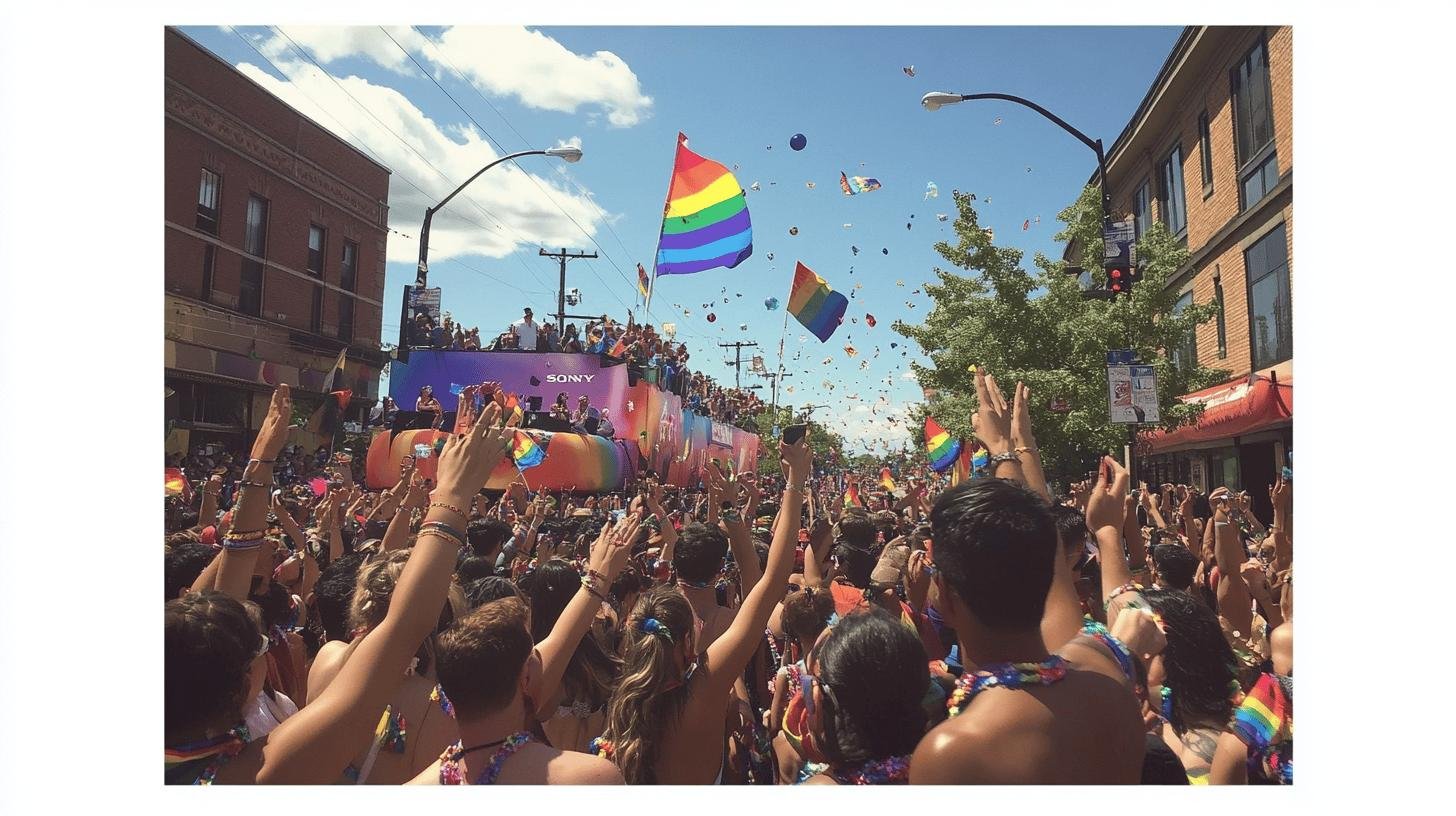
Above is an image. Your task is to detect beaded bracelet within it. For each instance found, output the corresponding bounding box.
[224,529,266,542]
[580,576,610,603]
[237,480,271,489]
[1104,581,1145,610]
[428,502,467,519]
[419,521,467,545]
[249,458,276,465]
[417,528,465,548]
[586,568,608,584]
[220,539,263,552]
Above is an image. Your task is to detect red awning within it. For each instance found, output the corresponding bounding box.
[1143,373,1292,453]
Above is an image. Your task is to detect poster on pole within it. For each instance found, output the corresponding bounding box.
[1108,363,1159,423]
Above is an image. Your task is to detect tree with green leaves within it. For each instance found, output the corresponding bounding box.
[894,186,1229,486]
[751,406,846,477]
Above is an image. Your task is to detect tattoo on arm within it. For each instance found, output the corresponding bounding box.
[1182,728,1220,765]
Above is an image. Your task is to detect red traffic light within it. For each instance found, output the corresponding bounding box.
[1110,282,1123,292]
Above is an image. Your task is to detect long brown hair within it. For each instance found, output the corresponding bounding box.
[599,586,695,784]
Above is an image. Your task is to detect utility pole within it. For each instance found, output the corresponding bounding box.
[539,247,597,335]
[760,371,794,415]
[718,341,759,389]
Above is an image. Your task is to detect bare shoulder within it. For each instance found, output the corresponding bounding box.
[306,639,353,703]
[803,773,837,785]
[549,749,624,784]
[909,717,990,784]
[1059,636,1132,687]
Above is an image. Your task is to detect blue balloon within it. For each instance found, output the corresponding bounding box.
[790,133,807,151]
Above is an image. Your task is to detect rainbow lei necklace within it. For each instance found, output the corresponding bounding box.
[164,724,251,785]
[830,754,912,785]
[945,655,1070,718]
[438,732,532,785]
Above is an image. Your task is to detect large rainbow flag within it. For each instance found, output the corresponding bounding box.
[511,430,548,471]
[654,133,752,276]
[924,416,962,472]
[788,261,848,342]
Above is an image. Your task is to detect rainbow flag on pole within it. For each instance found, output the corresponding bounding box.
[654,133,752,276]
[880,467,897,493]
[511,430,547,471]
[788,261,848,342]
[924,416,963,472]
[843,483,863,509]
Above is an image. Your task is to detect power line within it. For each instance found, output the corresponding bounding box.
[379,26,641,318]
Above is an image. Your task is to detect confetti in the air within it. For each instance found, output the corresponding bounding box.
[925,181,938,200]
[789,226,799,236]
[936,213,948,221]
[903,65,915,77]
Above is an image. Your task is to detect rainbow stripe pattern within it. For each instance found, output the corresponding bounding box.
[654,132,752,276]
[880,467,897,493]
[844,484,862,508]
[788,261,849,342]
[511,430,547,470]
[924,417,962,472]
[840,171,881,195]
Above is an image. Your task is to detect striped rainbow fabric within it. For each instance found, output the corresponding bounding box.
[788,261,849,342]
[654,132,752,276]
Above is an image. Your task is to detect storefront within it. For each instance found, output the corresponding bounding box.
[1139,371,1292,524]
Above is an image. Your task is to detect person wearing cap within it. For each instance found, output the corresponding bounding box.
[513,308,539,352]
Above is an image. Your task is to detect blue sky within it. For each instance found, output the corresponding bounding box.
[182,25,1179,452]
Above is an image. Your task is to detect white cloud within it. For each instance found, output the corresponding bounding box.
[432,26,653,127]
[274,25,653,128]
[235,31,607,267]
[827,402,914,453]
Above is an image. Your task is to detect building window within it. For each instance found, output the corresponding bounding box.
[1232,37,1280,210]
[1133,180,1152,239]
[310,285,324,334]
[196,169,221,235]
[1213,267,1227,358]
[308,225,326,277]
[1157,143,1187,238]
[1171,290,1197,370]
[337,240,358,342]
[201,244,217,303]
[240,195,269,317]
[1197,111,1214,196]
[1245,222,1291,370]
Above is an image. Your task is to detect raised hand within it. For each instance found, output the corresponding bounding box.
[973,368,1013,455]
[588,511,641,581]
[1010,380,1036,451]
[433,402,510,507]
[1111,606,1167,663]
[1086,455,1130,533]
[780,438,812,486]
[251,384,292,462]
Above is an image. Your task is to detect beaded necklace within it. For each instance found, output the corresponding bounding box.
[164,723,251,785]
[829,754,912,785]
[945,655,1070,718]
[437,732,532,785]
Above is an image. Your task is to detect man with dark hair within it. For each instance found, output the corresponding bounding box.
[1150,542,1200,591]
[463,576,523,610]
[672,522,734,648]
[911,476,1155,784]
[313,551,367,643]
[165,542,216,601]
[466,517,514,564]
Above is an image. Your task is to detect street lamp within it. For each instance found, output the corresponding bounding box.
[414,146,583,288]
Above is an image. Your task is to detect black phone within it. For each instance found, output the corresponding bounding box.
[782,423,809,446]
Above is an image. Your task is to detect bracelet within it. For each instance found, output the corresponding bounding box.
[416,528,465,548]
[249,458,276,465]
[1214,521,1231,527]
[224,529,266,542]
[1013,446,1037,455]
[580,576,610,603]
[1104,581,1145,610]
[587,568,608,583]
[237,480,271,489]
[419,521,467,545]
[427,502,468,520]
[988,451,1022,466]
[220,539,263,552]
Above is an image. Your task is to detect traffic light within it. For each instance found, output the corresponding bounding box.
[1105,259,1132,296]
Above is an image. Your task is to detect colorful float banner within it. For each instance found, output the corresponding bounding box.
[390,351,631,421]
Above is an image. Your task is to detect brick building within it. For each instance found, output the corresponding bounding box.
[164,27,391,454]
[1071,26,1293,515]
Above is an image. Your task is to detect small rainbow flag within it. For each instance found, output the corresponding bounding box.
[655,133,752,276]
[840,171,881,196]
[637,263,651,298]
[843,484,862,508]
[511,430,547,471]
[924,417,963,472]
[880,467,897,493]
[609,334,629,358]
[788,261,849,343]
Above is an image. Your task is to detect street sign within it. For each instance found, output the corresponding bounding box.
[1103,219,1135,265]
[1108,363,1159,424]
[1106,348,1136,366]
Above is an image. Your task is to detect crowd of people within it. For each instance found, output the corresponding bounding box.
[407,306,766,430]
[165,370,1291,785]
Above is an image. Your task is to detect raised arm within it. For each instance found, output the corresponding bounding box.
[531,513,639,718]
[1141,482,1170,530]
[381,476,427,552]
[257,402,511,783]
[721,475,762,594]
[212,385,292,602]
[1210,488,1254,635]
[701,440,809,699]
[1088,456,1143,628]
[197,475,222,531]
[1009,381,1049,500]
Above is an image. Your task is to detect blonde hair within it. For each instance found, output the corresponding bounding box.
[599,586,695,784]
[349,549,466,672]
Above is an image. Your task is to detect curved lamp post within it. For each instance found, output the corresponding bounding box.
[414,145,583,287]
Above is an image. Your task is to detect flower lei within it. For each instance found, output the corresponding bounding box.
[831,754,912,785]
[945,655,1070,718]
[438,732,532,785]
[588,737,615,759]
[430,683,456,719]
